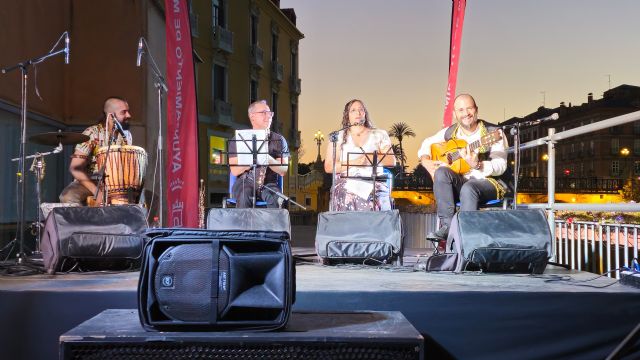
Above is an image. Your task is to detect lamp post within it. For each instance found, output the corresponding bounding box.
[314,130,324,163]
[620,147,633,195]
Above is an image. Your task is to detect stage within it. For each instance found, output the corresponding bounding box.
[1,246,640,360]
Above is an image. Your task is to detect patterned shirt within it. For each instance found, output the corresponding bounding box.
[74,123,132,174]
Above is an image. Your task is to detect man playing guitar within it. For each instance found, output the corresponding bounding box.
[418,94,509,243]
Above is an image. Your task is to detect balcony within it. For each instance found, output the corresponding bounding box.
[212,26,233,54]
[249,44,264,69]
[213,99,233,127]
[272,61,284,82]
[290,77,301,95]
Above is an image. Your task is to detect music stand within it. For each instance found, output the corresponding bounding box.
[338,149,393,211]
[227,132,304,209]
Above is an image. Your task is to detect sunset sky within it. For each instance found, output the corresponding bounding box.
[280,0,640,169]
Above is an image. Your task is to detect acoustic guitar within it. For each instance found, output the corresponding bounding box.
[430,129,503,175]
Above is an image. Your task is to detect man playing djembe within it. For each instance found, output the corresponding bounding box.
[59,96,143,206]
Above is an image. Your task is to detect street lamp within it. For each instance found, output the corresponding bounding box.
[314,130,324,163]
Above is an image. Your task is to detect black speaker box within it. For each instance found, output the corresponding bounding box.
[40,205,148,274]
[449,209,552,273]
[139,228,294,331]
[315,210,403,263]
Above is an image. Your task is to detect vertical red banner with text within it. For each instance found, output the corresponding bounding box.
[442,0,466,128]
[165,0,199,227]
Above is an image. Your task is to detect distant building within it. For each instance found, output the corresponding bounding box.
[501,84,640,187]
[189,0,304,206]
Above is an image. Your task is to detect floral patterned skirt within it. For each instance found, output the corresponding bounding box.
[330,177,391,211]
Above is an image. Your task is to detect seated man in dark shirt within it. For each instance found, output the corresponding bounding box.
[227,100,289,208]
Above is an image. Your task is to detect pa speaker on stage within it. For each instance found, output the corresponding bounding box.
[315,210,403,263]
[207,208,291,236]
[40,205,147,274]
[449,209,552,273]
[138,228,294,331]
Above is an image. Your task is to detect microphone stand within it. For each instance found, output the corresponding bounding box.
[138,37,168,226]
[1,31,68,263]
[328,122,361,211]
[503,123,521,209]
[11,144,63,253]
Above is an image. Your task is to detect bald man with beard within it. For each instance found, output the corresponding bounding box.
[418,94,510,244]
[59,96,133,205]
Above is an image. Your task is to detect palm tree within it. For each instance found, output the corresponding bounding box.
[388,122,416,172]
[391,144,406,170]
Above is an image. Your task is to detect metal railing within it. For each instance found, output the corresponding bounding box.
[554,220,639,278]
[515,109,640,274]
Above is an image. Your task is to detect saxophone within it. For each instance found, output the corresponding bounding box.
[198,179,205,228]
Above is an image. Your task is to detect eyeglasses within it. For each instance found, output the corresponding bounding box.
[252,110,275,117]
[349,108,365,114]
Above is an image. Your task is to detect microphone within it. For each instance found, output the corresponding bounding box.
[111,113,127,138]
[136,38,144,67]
[64,32,70,65]
[521,113,559,126]
[536,113,559,122]
[350,119,366,127]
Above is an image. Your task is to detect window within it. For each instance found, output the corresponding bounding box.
[271,33,278,62]
[213,64,227,101]
[611,138,619,155]
[634,121,640,135]
[611,160,620,176]
[635,161,640,176]
[212,0,225,28]
[590,140,595,155]
[250,15,258,45]
[305,195,312,206]
[271,92,278,117]
[634,139,640,155]
[209,135,226,165]
[291,103,297,138]
[290,49,298,78]
[250,80,258,104]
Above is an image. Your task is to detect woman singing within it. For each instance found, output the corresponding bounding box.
[324,99,396,211]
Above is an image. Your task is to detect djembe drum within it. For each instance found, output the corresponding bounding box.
[95,145,148,205]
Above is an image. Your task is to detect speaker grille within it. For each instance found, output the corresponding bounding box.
[154,244,213,321]
[64,343,420,360]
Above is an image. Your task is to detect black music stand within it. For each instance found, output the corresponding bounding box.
[227,133,304,209]
[338,149,394,211]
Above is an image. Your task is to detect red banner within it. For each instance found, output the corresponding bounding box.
[442,0,467,128]
[165,0,199,227]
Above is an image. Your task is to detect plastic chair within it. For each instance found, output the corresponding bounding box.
[223,173,284,208]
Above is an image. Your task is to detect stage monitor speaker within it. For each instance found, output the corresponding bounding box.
[139,228,294,331]
[449,209,552,273]
[206,208,291,236]
[40,205,147,274]
[315,210,403,263]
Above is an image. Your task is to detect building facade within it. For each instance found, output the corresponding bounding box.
[189,0,304,207]
[502,84,640,197]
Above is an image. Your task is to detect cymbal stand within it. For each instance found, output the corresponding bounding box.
[10,143,63,254]
[1,31,69,262]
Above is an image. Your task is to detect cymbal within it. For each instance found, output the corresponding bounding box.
[29,131,89,146]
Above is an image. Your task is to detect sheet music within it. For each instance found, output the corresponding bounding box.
[234,129,270,166]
